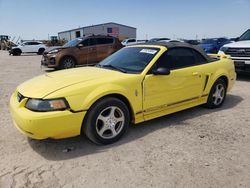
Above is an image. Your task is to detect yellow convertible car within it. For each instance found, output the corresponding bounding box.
[9,42,236,144]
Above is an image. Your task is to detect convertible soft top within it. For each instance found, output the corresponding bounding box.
[136,42,214,62]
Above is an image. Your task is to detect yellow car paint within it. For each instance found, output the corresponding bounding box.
[9,45,236,140]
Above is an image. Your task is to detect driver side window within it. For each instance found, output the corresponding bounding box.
[153,48,197,70]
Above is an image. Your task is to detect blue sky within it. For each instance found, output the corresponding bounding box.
[0,0,249,41]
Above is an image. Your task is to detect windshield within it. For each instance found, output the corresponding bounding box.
[97,47,159,74]
[63,38,82,47]
[201,39,216,44]
[239,30,250,41]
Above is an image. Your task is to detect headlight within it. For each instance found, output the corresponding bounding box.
[219,47,228,52]
[25,98,69,112]
[48,49,59,54]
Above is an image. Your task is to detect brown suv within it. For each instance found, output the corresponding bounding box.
[41,35,123,69]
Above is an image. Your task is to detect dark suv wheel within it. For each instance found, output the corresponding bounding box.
[60,56,76,69]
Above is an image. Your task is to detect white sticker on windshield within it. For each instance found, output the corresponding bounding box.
[140,49,157,55]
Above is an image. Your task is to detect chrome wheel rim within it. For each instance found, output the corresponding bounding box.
[64,58,74,68]
[96,106,125,139]
[212,84,225,106]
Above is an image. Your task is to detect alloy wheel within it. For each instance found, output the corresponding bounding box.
[96,106,125,139]
[212,83,225,106]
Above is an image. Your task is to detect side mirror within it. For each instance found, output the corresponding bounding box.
[151,67,170,75]
[234,37,239,42]
[78,44,84,48]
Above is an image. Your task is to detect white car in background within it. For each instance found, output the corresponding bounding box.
[148,38,183,43]
[218,29,250,74]
[9,41,47,56]
[121,38,147,46]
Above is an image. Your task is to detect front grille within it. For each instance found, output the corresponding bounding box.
[225,48,250,57]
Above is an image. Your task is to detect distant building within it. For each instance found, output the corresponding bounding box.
[58,22,136,42]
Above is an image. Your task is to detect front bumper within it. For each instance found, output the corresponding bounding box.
[9,91,86,139]
[41,55,58,68]
[218,51,250,74]
[232,59,250,74]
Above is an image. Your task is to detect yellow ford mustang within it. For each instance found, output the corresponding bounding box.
[9,42,236,145]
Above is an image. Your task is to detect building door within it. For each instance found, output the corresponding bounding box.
[75,31,81,38]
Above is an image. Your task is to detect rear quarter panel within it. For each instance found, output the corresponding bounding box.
[202,56,236,95]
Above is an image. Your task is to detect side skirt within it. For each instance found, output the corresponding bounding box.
[135,96,208,123]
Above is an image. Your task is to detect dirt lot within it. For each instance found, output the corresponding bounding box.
[0,50,249,188]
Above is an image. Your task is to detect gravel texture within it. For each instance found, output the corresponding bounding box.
[0,51,249,188]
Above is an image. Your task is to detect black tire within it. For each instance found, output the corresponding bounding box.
[83,97,130,145]
[13,49,21,56]
[205,79,227,109]
[60,56,76,69]
[37,48,45,55]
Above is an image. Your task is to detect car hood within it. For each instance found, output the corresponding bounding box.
[17,67,127,99]
[223,40,250,48]
[44,46,64,54]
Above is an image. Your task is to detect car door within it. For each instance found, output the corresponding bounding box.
[21,42,30,52]
[143,48,206,119]
[95,37,115,62]
[77,38,97,66]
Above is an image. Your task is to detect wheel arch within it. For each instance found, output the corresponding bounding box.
[85,93,135,123]
[217,75,228,89]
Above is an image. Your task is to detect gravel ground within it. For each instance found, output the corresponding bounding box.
[0,50,249,188]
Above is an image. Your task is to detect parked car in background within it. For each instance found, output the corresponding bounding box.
[41,35,123,69]
[148,38,183,43]
[121,38,146,46]
[9,41,47,56]
[10,42,236,145]
[184,39,200,45]
[148,38,171,42]
[199,38,230,53]
[218,29,250,74]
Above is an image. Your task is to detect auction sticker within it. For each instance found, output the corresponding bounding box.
[140,49,157,55]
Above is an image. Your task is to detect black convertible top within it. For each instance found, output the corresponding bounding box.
[136,42,214,62]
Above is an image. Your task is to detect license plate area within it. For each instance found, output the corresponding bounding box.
[234,61,245,67]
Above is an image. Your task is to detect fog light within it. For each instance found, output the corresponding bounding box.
[50,58,56,64]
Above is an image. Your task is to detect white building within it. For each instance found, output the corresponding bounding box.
[58,22,136,42]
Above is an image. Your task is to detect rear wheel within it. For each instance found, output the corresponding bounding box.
[37,48,45,55]
[205,79,227,108]
[60,56,76,69]
[83,97,130,145]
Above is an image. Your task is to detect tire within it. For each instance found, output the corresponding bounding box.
[60,56,76,69]
[13,49,21,56]
[37,48,45,55]
[83,97,130,145]
[205,79,227,109]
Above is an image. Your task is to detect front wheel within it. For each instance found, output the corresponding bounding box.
[83,97,130,145]
[205,79,227,109]
[60,57,76,69]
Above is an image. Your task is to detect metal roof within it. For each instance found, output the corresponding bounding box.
[58,22,136,34]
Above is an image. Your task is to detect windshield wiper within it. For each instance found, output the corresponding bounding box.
[97,64,127,73]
